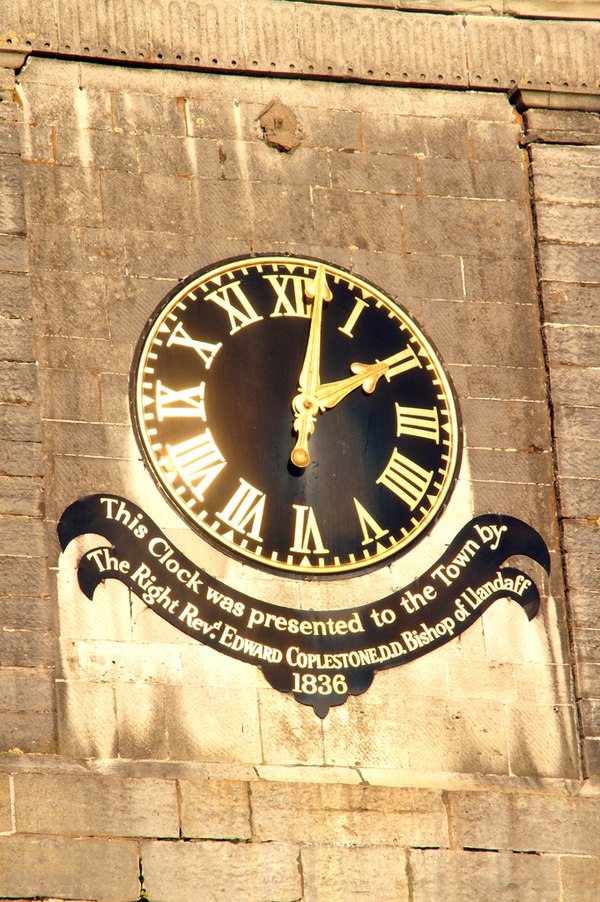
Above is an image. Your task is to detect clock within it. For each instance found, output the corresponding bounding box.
[131,255,461,577]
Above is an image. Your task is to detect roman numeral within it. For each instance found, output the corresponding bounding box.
[166,429,226,500]
[382,344,422,380]
[167,322,222,369]
[353,498,389,547]
[395,404,440,442]
[290,505,329,555]
[264,274,310,318]
[155,381,206,421]
[204,280,263,335]
[339,297,368,338]
[376,448,432,510]
[216,479,266,542]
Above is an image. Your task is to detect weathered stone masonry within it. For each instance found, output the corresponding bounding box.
[0,1,599,900]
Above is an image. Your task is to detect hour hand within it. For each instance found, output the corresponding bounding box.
[315,360,388,410]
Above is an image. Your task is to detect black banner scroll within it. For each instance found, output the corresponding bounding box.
[58,494,550,717]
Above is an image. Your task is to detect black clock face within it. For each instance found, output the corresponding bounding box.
[131,255,461,577]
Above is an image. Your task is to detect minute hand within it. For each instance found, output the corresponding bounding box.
[315,360,388,410]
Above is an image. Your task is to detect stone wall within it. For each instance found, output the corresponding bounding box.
[0,1,599,900]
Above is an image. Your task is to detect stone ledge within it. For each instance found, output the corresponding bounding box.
[1,1,599,91]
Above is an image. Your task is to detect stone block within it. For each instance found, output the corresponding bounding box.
[546,323,600,368]
[419,158,527,202]
[549,365,600,408]
[15,772,179,837]
[43,420,132,461]
[250,781,448,846]
[21,83,112,132]
[0,152,23,194]
[0,773,11,832]
[579,698,600,736]
[0,597,53,633]
[0,553,49,597]
[0,234,28,272]
[0,319,35,362]
[468,447,552,487]
[467,121,523,162]
[111,91,187,137]
[329,148,417,194]
[569,590,600,630]
[0,711,56,754]
[417,195,532,259]
[506,703,579,779]
[361,113,469,159]
[423,300,544,368]
[56,679,118,759]
[559,478,600,520]
[25,164,104,228]
[461,254,536,304]
[449,363,546,403]
[302,843,409,902]
[257,685,326,766]
[0,403,42,442]
[0,667,54,713]
[536,203,600,245]
[351,248,463,300]
[542,282,600,328]
[0,189,26,234]
[450,790,600,854]
[55,125,140,170]
[512,663,573,707]
[234,141,331,190]
[165,683,262,764]
[555,406,600,443]
[75,638,183,684]
[0,271,30,318]
[540,244,600,284]
[565,553,600,593]
[301,106,362,152]
[195,179,314,244]
[122,229,249,279]
[0,438,43,477]
[0,120,20,154]
[577,664,600,698]
[0,517,47,556]
[312,186,404,252]
[115,681,169,760]
[531,147,600,204]
[179,779,251,840]
[410,848,560,902]
[29,222,127,276]
[560,854,600,902]
[462,398,549,451]
[447,660,516,701]
[29,270,110,339]
[0,361,39,403]
[556,439,600,480]
[101,169,194,233]
[39,369,102,422]
[140,839,301,902]
[583,738,600,776]
[136,133,221,179]
[0,629,54,667]
[0,835,139,901]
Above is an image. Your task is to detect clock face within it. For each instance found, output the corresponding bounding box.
[131,255,461,577]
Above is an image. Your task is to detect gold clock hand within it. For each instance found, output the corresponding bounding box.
[297,264,332,396]
[291,265,332,468]
[315,360,388,410]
